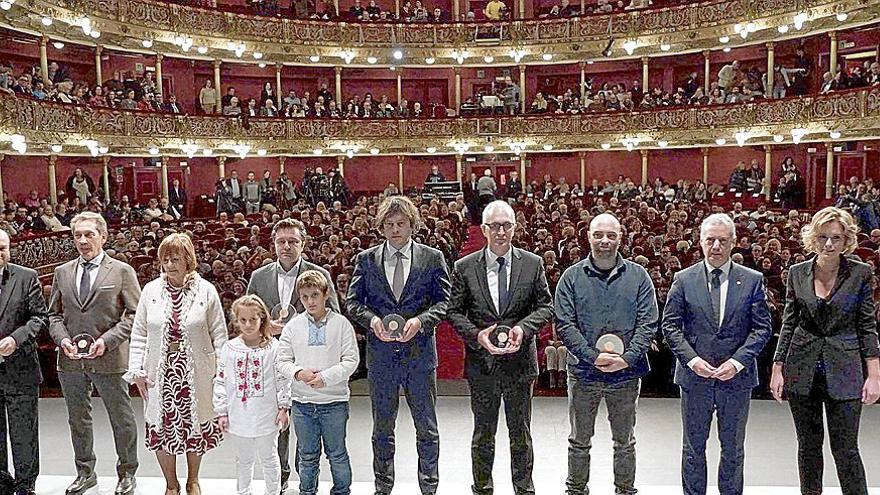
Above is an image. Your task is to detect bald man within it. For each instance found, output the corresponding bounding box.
[554,213,658,495]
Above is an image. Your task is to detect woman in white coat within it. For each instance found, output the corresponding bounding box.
[124,233,228,495]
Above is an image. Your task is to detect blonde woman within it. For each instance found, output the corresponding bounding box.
[198,79,217,114]
[125,233,227,495]
[771,206,880,495]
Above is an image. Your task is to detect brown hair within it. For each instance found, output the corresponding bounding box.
[230,294,273,346]
[272,218,306,239]
[296,269,329,295]
[374,195,420,230]
[158,233,198,274]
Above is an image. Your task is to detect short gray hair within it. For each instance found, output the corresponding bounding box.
[700,213,736,241]
[482,200,515,225]
[70,212,108,237]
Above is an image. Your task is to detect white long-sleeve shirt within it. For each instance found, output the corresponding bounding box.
[213,337,291,438]
[276,310,359,405]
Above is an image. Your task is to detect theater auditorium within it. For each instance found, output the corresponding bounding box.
[0,0,879,493]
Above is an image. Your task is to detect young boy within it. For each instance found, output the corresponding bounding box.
[276,270,360,495]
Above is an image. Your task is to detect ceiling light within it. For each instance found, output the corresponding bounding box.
[426,147,437,153]
[90,30,101,39]
[778,24,789,33]
[181,144,198,157]
[543,144,553,151]
[484,145,494,153]
[235,49,244,57]
[601,143,611,149]
[0,1,12,10]
[483,55,494,63]
[370,148,380,155]
[723,47,731,52]
[41,16,53,26]
[735,131,750,146]
[746,22,757,32]
[587,60,594,65]
[791,127,808,143]
[257,148,267,156]
[392,49,403,60]
[50,144,62,153]
[507,49,524,62]
[773,134,784,143]
[715,138,727,145]
[227,41,237,50]
[11,141,26,154]
[623,40,637,55]
[657,140,668,147]
[346,149,355,158]
[740,30,749,39]
[253,52,263,59]
[148,147,160,155]
[367,56,378,64]
[313,149,323,155]
[98,146,108,154]
[142,39,153,48]
[660,44,671,51]
[836,12,848,21]
[52,41,64,49]
[542,53,553,61]
[202,148,213,156]
[734,23,743,33]
[309,55,320,62]
[719,35,730,43]
[258,63,266,68]
[425,57,435,64]
[829,131,841,139]
[793,13,807,30]
[197,46,208,54]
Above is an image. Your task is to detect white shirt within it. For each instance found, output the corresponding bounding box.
[687,258,743,373]
[75,251,105,294]
[383,240,413,290]
[485,247,512,313]
[276,258,303,309]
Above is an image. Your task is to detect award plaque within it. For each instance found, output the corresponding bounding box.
[596,334,625,355]
[382,314,407,340]
[490,325,512,348]
[271,303,297,325]
[72,333,96,356]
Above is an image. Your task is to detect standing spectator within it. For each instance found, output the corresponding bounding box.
[125,233,227,495]
[199,80,217,114]
[717,61,739,91]
[168,179,187,218]
[48,212,141,495]
[477,169,497,212]
[791,46,812,96]
[728,162,748,192]
[243,171,261,215]
[65,168,96,206]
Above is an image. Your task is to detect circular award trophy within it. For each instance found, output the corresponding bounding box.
[382,314,407,340]
[490,325,512,348]
[72,333,96,356]
[271,303,297,325]
[596,333,625,355]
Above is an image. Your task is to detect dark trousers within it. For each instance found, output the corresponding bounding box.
[788,371,868,495]
[566,376,640,495]
[369,367,439,495]
[278,416,305,484]
[680,385,751,495]
[58,371,139,479]
[0,381,39,492]
[467,372,535,495]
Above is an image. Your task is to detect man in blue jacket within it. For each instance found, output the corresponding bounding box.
[555,213,658,495]
[346,195,451,495]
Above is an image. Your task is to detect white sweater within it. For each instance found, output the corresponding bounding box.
[276,310,359,405]
[213,337,292,438]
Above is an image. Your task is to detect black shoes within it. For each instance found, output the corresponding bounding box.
[65,474,98,495]
[115,475,137,495]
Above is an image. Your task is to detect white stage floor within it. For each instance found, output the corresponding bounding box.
[27,392,880,494]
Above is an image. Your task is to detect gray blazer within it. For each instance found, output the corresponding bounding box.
[448,247,553,379]
[0,263,48,392]
[246,259,339,314]
[774,256,880,400]
[48,253,141,374]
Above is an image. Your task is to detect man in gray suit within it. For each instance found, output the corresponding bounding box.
[0,230,48,495]
[246,217,338,491]
[448,200,553,495]
[48,212,141,495]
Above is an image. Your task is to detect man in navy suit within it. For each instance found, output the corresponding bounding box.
[662,213,771,495]
[346,195,451,495]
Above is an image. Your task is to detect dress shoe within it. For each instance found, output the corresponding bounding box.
[115,475,136,495]
[280,480,289,494]
[15,490,37,495]
[66,474,98,495]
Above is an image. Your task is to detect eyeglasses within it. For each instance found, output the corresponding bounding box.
[484,222,515,232]
[817,235,844,245]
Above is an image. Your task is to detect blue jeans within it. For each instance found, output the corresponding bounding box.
[291,401,352,495]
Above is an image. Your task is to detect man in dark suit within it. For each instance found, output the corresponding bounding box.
[0,230,48,495]
[48,212,142,495]
[662,213,772,495]
[162,94,182,114]
[168,179,187,218]
[347,195,451,495]
[246,217,338,492]
[448,200,553,495]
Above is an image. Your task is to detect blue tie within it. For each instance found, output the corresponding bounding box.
[497,256,508,314]
[79,262,96,303]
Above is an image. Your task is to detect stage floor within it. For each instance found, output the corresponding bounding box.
[31,389,880,494]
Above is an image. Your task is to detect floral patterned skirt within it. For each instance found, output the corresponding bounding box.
[145,350,223,455]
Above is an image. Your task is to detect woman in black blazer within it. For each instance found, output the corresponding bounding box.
[771,206,880,495]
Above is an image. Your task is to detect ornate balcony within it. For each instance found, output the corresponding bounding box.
[2,0,871,65]
[3,89,880,155]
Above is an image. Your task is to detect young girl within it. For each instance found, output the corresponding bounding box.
[213,295,291,495]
